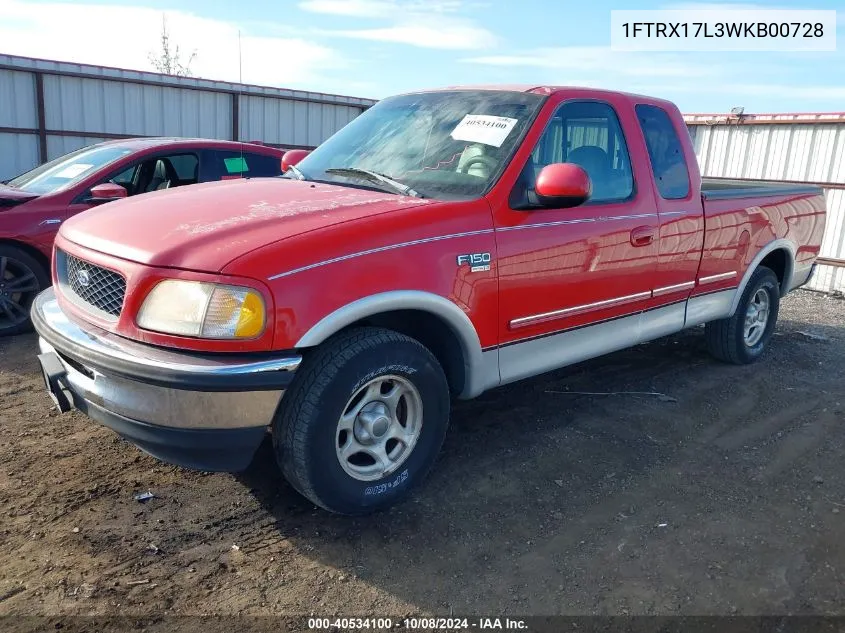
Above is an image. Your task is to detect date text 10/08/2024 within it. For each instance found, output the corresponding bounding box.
[307,617,529,630]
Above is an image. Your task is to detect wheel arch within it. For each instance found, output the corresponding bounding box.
[295,291,495,399]
[0,238,51,276]
[728,238,795,316]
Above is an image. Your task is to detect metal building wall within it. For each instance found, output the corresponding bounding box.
[686,114,845,293]
[0,68,39,179]
[239,95,361,148]
[0,53,376,181]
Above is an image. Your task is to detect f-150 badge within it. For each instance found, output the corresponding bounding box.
[456,252,491,272]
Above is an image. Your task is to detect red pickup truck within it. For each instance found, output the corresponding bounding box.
[32,86,826,515]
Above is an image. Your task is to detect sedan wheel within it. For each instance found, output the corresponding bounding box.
[0,247,48,336]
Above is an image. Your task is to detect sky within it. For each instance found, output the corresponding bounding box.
[1,0,843,113]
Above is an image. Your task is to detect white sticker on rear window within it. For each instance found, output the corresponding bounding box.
[450,115,518,148]
[54,163,94,179]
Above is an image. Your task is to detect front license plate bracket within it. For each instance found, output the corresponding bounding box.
[37,352,74,413]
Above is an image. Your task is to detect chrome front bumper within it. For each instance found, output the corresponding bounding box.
[31,287,302,471]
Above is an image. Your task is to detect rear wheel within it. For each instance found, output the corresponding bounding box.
[705,266,780,364]
[0,245,49,336]
[272,327,450,515]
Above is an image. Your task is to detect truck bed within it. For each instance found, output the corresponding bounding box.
[701,178,822,200]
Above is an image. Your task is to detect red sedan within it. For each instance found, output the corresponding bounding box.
[0,138,283,335]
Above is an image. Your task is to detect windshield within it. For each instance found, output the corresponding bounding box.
[8,145,134,194]
[293,90,545,200]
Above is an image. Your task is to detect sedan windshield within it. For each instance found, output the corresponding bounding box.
[8,145,133,195]
[293,90,546,200]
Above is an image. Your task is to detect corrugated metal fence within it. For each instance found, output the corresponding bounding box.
[0,53,376,181]
[686,113,845,294]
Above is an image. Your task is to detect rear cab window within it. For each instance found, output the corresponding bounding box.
[636,104,691,199]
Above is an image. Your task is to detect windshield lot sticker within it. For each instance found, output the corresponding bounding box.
[450,115,518,148]
[55,163,94,179]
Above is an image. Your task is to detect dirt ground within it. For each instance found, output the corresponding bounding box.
[1,289,844,620]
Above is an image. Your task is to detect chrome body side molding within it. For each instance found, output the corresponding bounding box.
[697,271,737,284]
[509,291,651,329]
[653,281,696,297]
[293,240,798,399]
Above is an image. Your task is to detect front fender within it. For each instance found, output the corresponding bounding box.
[296,290,498,399]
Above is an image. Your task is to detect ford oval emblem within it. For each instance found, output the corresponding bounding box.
[76,269,91,287]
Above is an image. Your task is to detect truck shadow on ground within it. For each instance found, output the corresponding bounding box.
[233,315,845,614]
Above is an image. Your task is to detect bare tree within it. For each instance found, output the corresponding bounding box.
[148,14,197,77]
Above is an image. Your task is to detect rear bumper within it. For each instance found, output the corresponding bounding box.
[31,287,302,471]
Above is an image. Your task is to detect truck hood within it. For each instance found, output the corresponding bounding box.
[60,178,433,272]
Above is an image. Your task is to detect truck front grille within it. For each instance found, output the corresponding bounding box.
[57,250,126,319]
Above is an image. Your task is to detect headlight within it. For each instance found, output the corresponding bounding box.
[137,280,266,339]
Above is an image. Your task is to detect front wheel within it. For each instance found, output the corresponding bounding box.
[0,245,50,337]
[705,266,780,364]
[272,327,450,515]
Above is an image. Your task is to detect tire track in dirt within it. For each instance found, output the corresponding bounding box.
[712,399,823,450]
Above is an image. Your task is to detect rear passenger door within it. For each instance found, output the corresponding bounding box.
[635,104,704,307]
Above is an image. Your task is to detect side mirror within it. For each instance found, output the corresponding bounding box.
[89,183,128,203]
[281,149,310,173]
[534,163,591,209]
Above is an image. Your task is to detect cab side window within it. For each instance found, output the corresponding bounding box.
[96,153,199,198]
[210,151,282,180]
[513,101,634,208]
[636,104,691,200]
[167,154,200,186]
[110,164,139,192]
[138,154,199,192]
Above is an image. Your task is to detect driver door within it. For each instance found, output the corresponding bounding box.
[491,97,660,384]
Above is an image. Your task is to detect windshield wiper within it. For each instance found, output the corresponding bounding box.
[284,164,308,181]
[324,167,423,198]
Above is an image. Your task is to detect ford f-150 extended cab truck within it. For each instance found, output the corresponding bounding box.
[31,86,826,515]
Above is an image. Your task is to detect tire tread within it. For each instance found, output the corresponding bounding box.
[704,266,779,365]
[0,243,49,336]
[273,327,443,513]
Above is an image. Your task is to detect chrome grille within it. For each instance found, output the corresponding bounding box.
[61,251,126,318]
